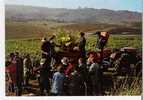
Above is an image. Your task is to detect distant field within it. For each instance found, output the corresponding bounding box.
[6,21,141,39]
[5,21,72,39]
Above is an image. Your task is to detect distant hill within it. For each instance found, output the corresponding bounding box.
[5,5,142,24]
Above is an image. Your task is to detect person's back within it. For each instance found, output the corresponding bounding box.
[69,70,81,95]
[89,60,102,95]
[23,57,32,69]
[15,53,23,96]
[23,55,32,86]
[40,63,51,80]
[6,62,17,93]
[51,71,65,95]
[79,32,86,59]
[50,40,56,56]
[119,51,131,75]
[23,57,32,75]
[79,36,86,50]
[69,69,85,96]
[78,58,87,82]
[41,40,51,58]
[89,62,101,82]
[15,56,23,84]
[64,59,74,77]
[7,63,17,84]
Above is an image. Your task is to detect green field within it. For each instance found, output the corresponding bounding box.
[6,34,142,58]
[6,21,73,39]
[5,21,142,62]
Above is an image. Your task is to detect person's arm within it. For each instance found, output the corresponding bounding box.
[54,43,61,47]
[52,74,55,82]
[41,50,48,55]
[41,43,49,55]
[89,64,94,73]
[89,64,96,75]
[33,65,42,72]
[6,69,12,83]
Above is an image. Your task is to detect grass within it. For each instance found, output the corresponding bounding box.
[109,76,142,95]
[86,34,142,51]
[6,33,142,58]
[5,21,71,39]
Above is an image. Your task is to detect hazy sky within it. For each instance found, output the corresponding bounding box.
[5,0,142,12]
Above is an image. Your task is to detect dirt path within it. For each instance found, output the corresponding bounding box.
[6,79,42,96]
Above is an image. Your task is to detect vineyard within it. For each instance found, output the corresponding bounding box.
[5,30,142,96]
[5,2,142,96]
[6,31,142,59]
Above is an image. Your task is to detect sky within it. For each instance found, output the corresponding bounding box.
[5,0,142,12]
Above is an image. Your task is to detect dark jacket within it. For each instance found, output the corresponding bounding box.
[41,41,51,58]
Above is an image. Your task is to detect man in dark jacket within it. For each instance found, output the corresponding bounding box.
[79,32,86,61]
[69,66,85,96]
[89,57,103,95]
[15,52,24,96]
[41,37,51,60]
[39,37,52,95]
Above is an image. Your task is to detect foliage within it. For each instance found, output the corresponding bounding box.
[6,31,142,58]
[109,76,142,95]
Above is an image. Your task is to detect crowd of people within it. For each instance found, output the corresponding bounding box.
[6,32,142,96]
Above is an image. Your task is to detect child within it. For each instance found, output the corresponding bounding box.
[51,66,66,96]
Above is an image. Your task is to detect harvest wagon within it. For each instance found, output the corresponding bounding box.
[56,50,80,64]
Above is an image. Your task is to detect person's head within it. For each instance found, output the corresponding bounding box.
[26,54,30,58]
[113,48,120,53]
[91,57,96,63]
[61,57,69,65]
[87,51,95,58]
[57,65,64,73]
[78,58,84,65]
[6,61,11,67]
[80,32,85,37]
[136,53,142,61]
[41,37,47,43]
[87,53,96,64]
[9,53,15,59]
[69,58,74,64]
[15,52,19,57]
[9,53,16,63]
[40,58,46,66]
[49,35,56,41]
[96,31,101,36]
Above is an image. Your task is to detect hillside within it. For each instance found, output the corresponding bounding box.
[5,5,141,24]
[5,5,142,39]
